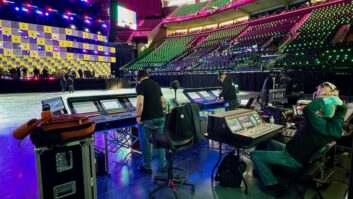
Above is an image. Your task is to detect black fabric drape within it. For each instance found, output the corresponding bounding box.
[150,72,353,96]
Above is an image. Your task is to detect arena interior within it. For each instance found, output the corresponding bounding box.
[0,0,352,198]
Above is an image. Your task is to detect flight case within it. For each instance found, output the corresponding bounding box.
[35,137,97,199]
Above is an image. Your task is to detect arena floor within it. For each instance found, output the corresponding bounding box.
[0,89,349,199]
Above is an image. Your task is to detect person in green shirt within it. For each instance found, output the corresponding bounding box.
[250,82,347,197]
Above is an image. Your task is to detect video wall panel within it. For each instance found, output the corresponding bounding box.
[0,20,116,63]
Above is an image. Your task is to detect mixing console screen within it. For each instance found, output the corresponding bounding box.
[249,115,258,125]
[188,92,202,101]
[128,97,137,108]
[101,99,124,111]
[198,91,215,100]
[211,90,220,97]
[238,116,254,128]
[226,117,243,133]
[72,101,98,114]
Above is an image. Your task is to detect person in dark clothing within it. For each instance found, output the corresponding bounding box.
[60,76,67,93]
[217,71,238,110]
[67,76,74,93]
[16,67,21,79]
[9,67,15,79]
[78,68,83,79]
[33,67,40,78]
[260,74,274,106]
[0,67,4,78]
[42,68,48,79]
[135,70,166,173]
[250,82,347,197]
[279,71,291,94]
[21,67,28,78]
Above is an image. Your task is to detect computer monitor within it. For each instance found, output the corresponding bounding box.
[128,97,137,108]
[240,100,249,106]
[41,97,67,115]
[100,99,124,112]
[72,101,98,114]
[269,89,286,102]
[198,91,215,101]
[187,92,203,102]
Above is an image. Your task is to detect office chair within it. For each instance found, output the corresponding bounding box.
[278,141,336,199]
[335,112,353,177]
[146,103,201,199]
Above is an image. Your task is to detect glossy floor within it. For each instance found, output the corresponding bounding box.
[0,90,350,199]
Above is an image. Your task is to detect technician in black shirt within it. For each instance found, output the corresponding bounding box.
[217,71,238,110]
[135,70,166,173]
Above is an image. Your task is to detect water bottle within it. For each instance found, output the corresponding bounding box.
[41,104,53,119]
[270,116,275,124]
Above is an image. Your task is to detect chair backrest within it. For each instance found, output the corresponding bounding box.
[245,97,255,109]
[164,103,201,150]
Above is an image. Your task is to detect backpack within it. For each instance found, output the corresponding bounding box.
[215,153,247,188]
[13,114,95,147]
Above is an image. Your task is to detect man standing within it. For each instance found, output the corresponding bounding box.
[260,73,274,106]
[217,71,238,110]
[60,76,67,93]
[78,68,83,79]
[67,76,74,93]
[33,66,40,78]
[135,70,166,173]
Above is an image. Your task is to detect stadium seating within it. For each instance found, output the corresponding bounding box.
[198,26,247,48]
[206,0,231,10]
[276,2,353,69]
[125,1,353,72]
[129,36,194,70]
[171,2,207,17]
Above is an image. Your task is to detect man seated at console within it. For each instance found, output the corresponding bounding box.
[135,70,167,173]
[251,82,347,197]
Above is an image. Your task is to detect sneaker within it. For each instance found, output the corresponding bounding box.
[137,165,152,174]
[262,184,289,197]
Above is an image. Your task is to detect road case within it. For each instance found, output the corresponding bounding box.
[35,137,97,199]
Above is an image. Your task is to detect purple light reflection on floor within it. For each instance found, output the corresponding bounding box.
[0,135,38,199]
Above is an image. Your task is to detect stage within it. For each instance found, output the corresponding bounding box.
[0,89,349,199]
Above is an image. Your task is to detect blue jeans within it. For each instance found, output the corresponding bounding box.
[139,117,166,169]
[250,140,303,186]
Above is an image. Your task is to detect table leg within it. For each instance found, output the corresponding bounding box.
[211,142,222,180]
[104,132,110,175]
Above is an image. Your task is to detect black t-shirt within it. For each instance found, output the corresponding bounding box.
[136,78,164,121]
[219,76,237,101]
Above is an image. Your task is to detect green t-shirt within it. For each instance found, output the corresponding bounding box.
[286,98,347,165]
